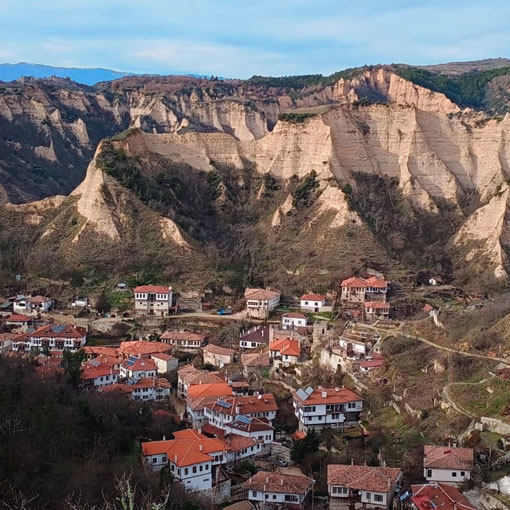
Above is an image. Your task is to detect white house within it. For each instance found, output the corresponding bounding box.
[245,471,312,507]
[134,285,173,317]
[338,337,369,359]
[239,326,270,349]
[141,430,260,491]
[244,288,280,319]
[293,386,363,432]
[411,483,475,510]
[269,337,302,367]
[281,312,307,330]
[11,323,86,352]
[160,331,206,350]
[299,293,326,312]
[340,276,388,304]
[5,314,32,331]
[423,445,474,485]
[119,357,157,379]
[80,360,119,389]
[223,415,274,453]
[364,301,390,320]
[203,394,278,431]
[150,353,178,374]
[327,464,403,508]
[102,377,171,402]
[29,296,53,313]
[71,298,90,309]
[13,297,31,314]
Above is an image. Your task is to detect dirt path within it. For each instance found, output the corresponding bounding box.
[442,377,495,419]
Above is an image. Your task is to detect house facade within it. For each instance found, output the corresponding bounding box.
[119,357,158,379]
[150,353,178,373]
[423,445,474,485]
[177,365,225,399]
[244,289,280,319]
[327,464,402,509]
[29,296,53,313]
[245,471,312,507]
[160,331,206,350]
[80,361,119,389]
[202,344,235,368]
[239,326,270,349]
[364,301,390,320]
[281,313,307,330]
[269,337,301,367]
[293,386,363,432]
[11,324,86,352]
[411,483,475,510]
[340,276,388,305]
[134,285,173,317]
[299,293,326,312]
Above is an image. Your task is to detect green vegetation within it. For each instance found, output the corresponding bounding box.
[396,66,510,111]
[278,112,317,123]
[292,171,319,208]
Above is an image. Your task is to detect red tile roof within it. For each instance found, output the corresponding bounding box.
[300,293,325,302]
[121,357,157,372]
[241,351,270,367]
[282,312,306,319]
[244,288,280,301]
[240,326,270,346]
[229,417,273,434]
[223,434,257,452]
[81,362,118,380]
[365,276,388,289]
[150,352,175,361]
[411,483,475,510]
[160,331,206,342]
[359,359,384,369]
[270,338,301,357]
[179,366,225,386]
[187,382,233,399]
[204,394,277,416]
[291,431,307,441]
[6,314,31,322]
[294,387,362,406]
[244,471,312,495]
[203,344,235,356]
[29,295,51,304]
[341,276,368,288]
[83,346,119,357]
[423,445,474,471]
[118,340,171,357]
[29,323,85,339]
[134,285,171,294]
[364,301,390,310]
[327,464,402,492]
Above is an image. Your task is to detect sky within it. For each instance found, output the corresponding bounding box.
[0,0,509,78]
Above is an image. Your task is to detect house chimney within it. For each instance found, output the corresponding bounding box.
[318,385,322,390]
[335,387,339,392]
[236,405,241,414]
[163,435,166,441]
[280,478,283,486]
[258,395,262,400]
[265,477,269,483]
[351,458,354,465]
[174,454,178,463]
[199,444,203,452]
[198,427,202,434]
[322,391,327,399]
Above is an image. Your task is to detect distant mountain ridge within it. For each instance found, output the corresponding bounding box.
[0,62,133,85]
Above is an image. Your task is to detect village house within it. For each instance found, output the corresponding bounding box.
[281,312,307,330]
[141,429,260,491]
[29,295,54,313]
[0,333,17,353]
[202,344,235,368]
[12,296,32,314]
[299,293,326,312]
[117,340,172,360]
[11,323,87,353]
[160,330,206,350]
[80,360,119,389]
[244,288,281,319]
[340,276,388,305]
[119,356,158,379]
[134,285,173,317]
[327,464,402,509]
[187,383,234,427]
[203,394,278,431]
[102,377,171,402]
[269,337,302,367]
[222,416,274,453]
[239,326,270,349]
[320,346,347,373]
[244,471,313,508]
[411,483,475,510]
[177,364,225,399]
[423,445,474,485]
[359,357,385,373]
[364,301,390,321]
[5,314,32,331]
[150,352,178,374]
[293,386,363,432]
[241,350,271,379]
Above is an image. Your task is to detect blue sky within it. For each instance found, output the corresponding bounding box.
[0,0,509,77]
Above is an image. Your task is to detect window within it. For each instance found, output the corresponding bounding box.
[461,471,465,476]
[184,468,189,475]
[427,469,432,478]
[452,472,457,477]
[366,492,371,500]
[272,495,276,500]
[374,494,383,503]
[199,465,203,472]
[152,457,157,463]
[193,466,197,473]
[252,491,257,498]
[348,402,356,409]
